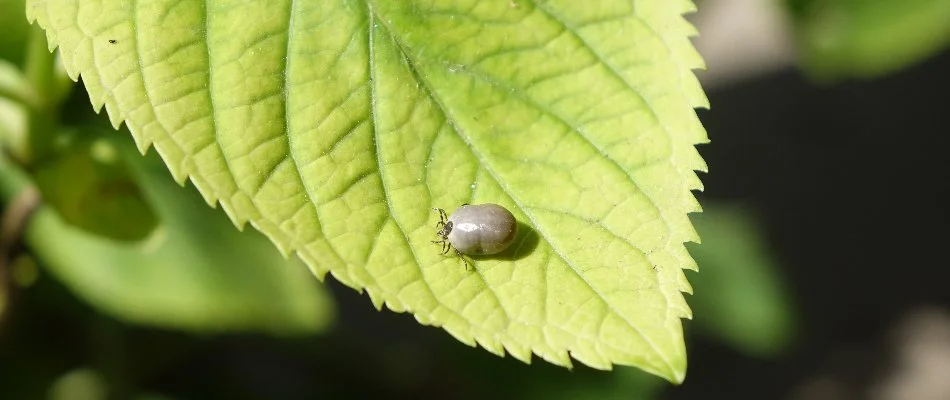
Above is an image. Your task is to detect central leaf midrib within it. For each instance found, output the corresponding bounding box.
[363,2,512,337]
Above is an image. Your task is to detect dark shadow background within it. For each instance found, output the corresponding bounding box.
[2,48,949,400]
[673,49,950,399]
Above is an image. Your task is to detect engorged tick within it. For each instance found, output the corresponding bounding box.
[432,203,518,269]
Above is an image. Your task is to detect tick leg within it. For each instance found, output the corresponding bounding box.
[456,249,473,270]
[432,239,449,254]
[443,242,452,254]
[433,208,448,225]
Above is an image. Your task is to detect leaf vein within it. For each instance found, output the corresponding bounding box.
[368,4,512,332]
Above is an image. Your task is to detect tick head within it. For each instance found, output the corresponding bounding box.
[437,221,453,240]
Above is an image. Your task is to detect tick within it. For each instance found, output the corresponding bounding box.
[432,203,518,268]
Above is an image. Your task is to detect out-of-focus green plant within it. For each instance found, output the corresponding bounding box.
[688,204,796,357]
[2,133,336,334]
[788,0,950,78]
[0,0,29,67]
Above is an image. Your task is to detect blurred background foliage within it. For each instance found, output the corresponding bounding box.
[2,0,949,398]
[787,0,950,78]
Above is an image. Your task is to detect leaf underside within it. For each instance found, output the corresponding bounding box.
[27,0,707,382]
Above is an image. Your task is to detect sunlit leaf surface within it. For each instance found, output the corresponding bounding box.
[28,0,707,381]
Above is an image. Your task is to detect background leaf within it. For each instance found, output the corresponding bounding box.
[787,0,950,78]
[32,131,158,241]
[0,133,334,334]
[687,204,796,357]
[0,0,30,67]
[27,0,707,380]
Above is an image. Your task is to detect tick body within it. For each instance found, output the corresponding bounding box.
[433,203,518,260]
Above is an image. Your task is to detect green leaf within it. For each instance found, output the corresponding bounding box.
[2,134,334,334]
[27,0,707,381]
[0,77,30,169]
[32,132,158,241]
[0,59,41,110]
[687,204,796,357]
[0,0,30,66]
[788,0,950,78]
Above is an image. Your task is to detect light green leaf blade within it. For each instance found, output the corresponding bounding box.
[6,135,334,334]
[788,0,950,78]
[27,0,707,381]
